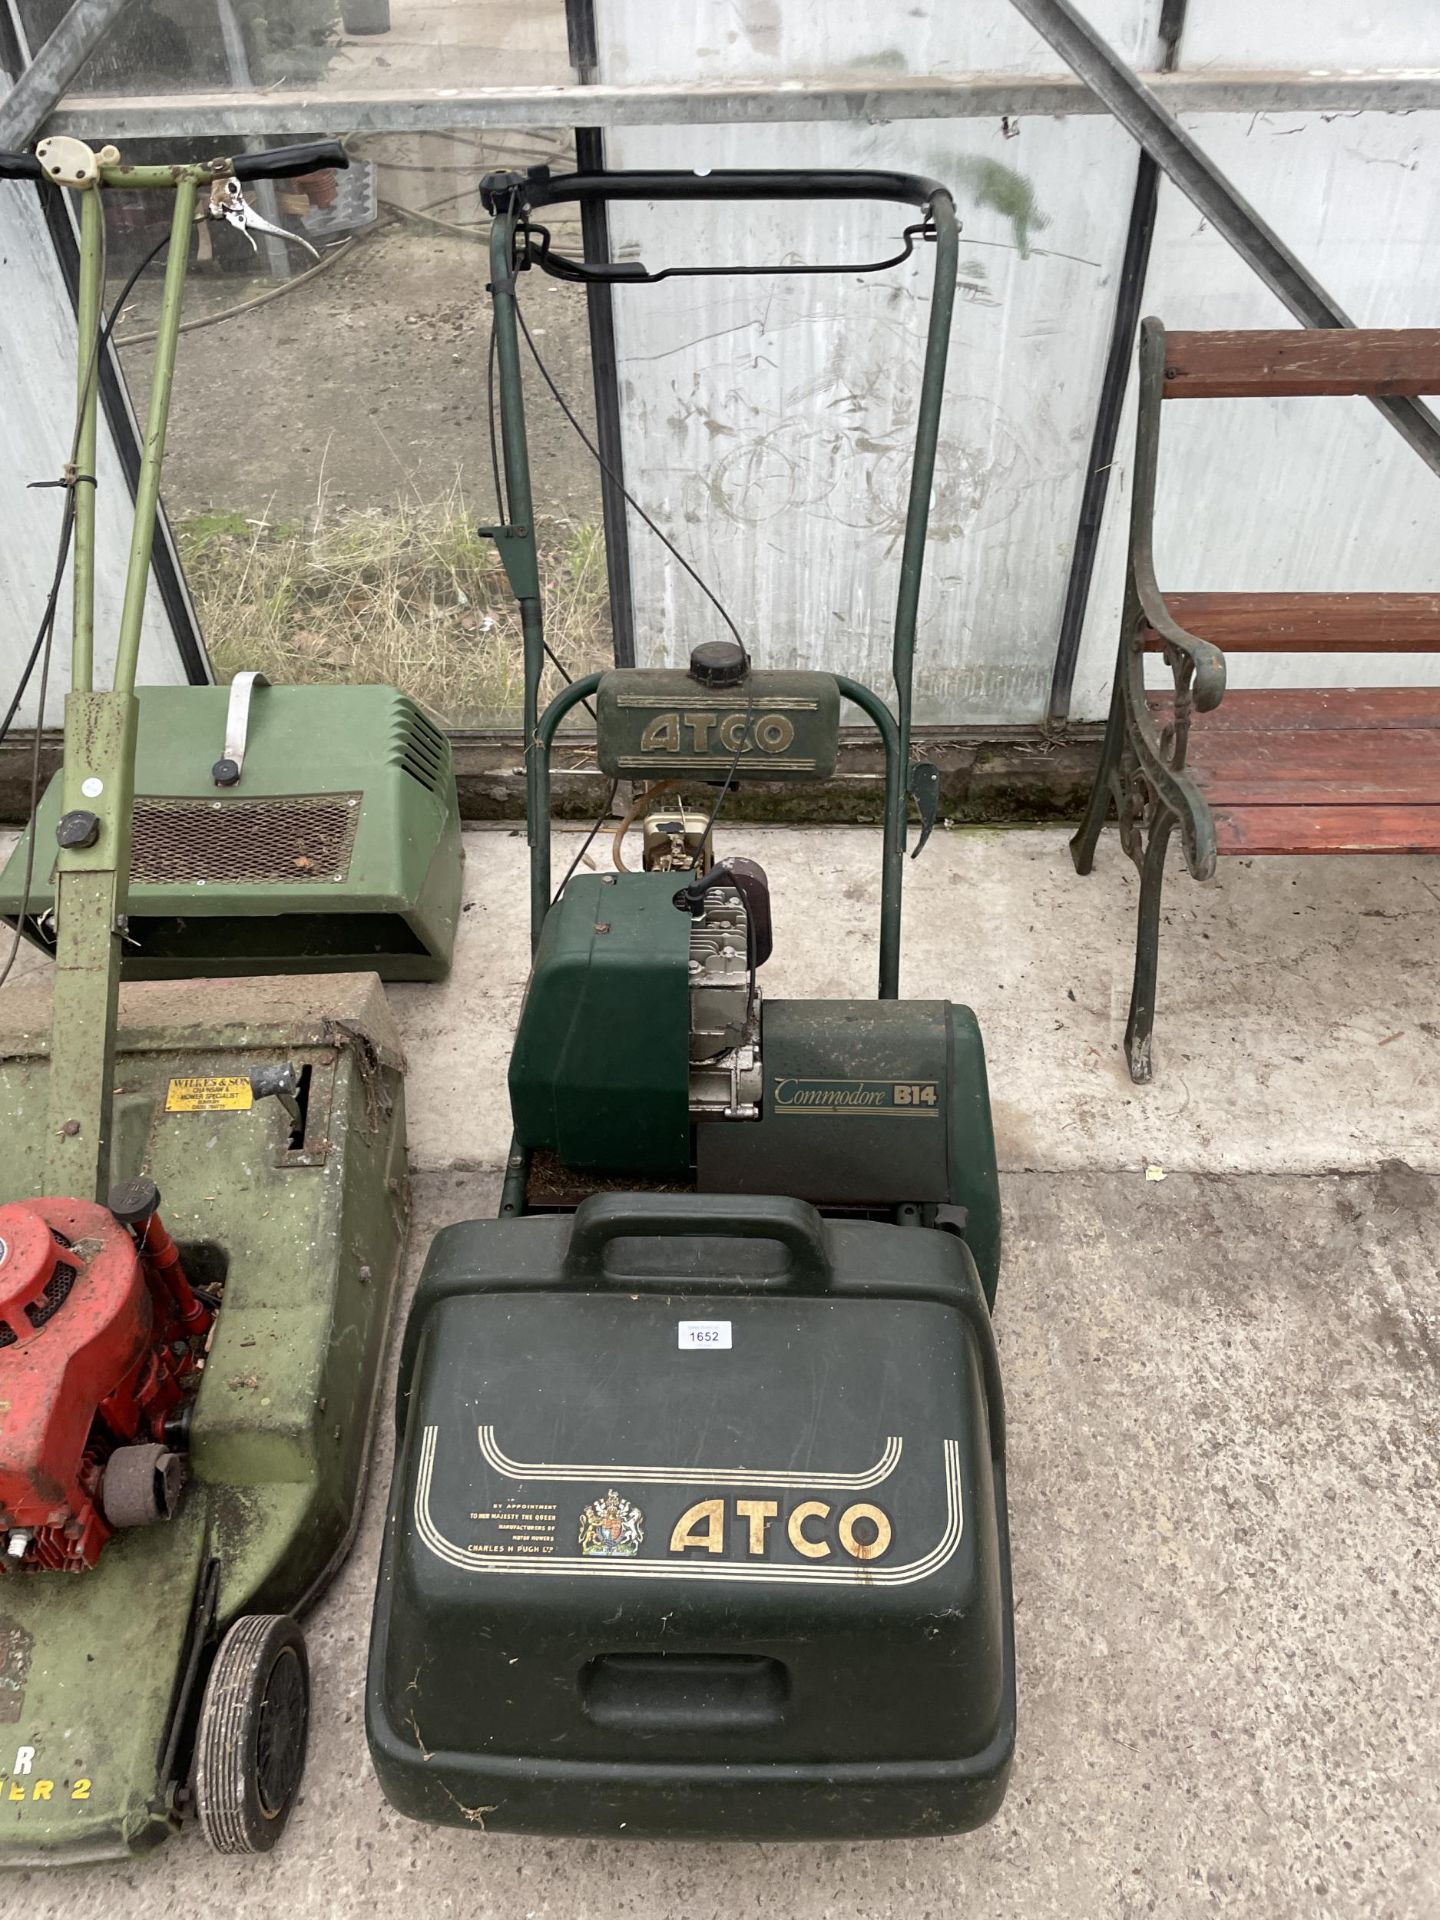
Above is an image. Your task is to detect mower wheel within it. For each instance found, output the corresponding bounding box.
[194,1614,310,1854]
[101,1443,184,1526]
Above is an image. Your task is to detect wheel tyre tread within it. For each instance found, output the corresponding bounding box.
[194,1613,308,1854]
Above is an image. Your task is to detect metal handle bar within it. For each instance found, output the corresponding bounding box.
[0,140,348,185]
[482,167,950,216]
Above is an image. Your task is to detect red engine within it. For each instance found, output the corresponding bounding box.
[0,1190,214,1572]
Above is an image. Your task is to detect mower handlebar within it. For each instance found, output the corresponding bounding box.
[482,167,950,216]
[229,140,350,181]
[0,141,347,184]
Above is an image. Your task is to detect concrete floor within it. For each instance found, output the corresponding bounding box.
[9,825,1440,1916]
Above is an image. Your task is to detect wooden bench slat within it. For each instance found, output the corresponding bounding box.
[1162,329,1440,399]
[1212,804,1440,856]
[1184,728,1440,808]
[1148,688,1440,733]
[1142,592,1440,652]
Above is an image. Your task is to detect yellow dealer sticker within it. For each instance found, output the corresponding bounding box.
[164,1075,253,1113]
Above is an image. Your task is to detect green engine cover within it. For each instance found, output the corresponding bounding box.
[509,872,691,1176]
[0,684,463,981]
[595,668,840,782]
[697,999,1001,1306]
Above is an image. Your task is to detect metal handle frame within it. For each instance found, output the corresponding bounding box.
[2,142,340,1198]
[534,669,906,999]
[485,169,959,998]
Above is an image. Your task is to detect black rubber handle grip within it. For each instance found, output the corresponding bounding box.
[0,151,42,181]
[484,167,947,216]
[563,1193,833,1290]
[229,140,349,181]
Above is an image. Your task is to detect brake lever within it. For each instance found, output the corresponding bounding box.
[206,177,320,261]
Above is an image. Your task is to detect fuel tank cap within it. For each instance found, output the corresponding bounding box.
[688,639,748,688]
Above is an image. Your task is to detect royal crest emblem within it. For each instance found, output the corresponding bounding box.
[578,1489,644,1557]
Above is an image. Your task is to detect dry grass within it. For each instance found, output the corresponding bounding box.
[176,481,610,726]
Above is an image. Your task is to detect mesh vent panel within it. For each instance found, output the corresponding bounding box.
[130,795,361,887]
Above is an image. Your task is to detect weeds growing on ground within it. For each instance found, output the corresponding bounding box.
[177,480,610,726]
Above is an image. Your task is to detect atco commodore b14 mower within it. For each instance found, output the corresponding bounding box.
[0,135,438,1861]
[368,168,1016,1839]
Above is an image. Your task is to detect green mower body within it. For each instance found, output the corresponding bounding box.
[0,974,406,1863]
[368,163,1014,1844]
[510,872,1001,1302]
[0,685,463,981]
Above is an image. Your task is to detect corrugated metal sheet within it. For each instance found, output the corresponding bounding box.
[0,175,189,728]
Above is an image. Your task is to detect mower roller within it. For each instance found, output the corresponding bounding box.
[368,168,1015,1839]
[0,137,409,1861]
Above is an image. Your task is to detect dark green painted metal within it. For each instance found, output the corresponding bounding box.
[695,999,1000,1304]
[942,1002,1002,1308]
[892,192,958,831]
[0,975,407,1862]
[477,522,541,601]
[530,672,602,946]
[482,184,959,982]
[1070,315,1228,1081]
[367,1193,1013,1839]
[533,672,904,998]
[509,872,691,1175]
[834,675,903,1000]
[484,212,549,944]
[0,686,464,982]
[594,668,840,781]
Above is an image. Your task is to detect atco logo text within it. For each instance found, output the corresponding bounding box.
[639,711,796,757]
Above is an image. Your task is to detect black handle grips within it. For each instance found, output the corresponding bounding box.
[229,140,349,181]
[0,142,348,184]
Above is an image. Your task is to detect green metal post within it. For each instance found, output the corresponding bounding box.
[44,176,197,1199]
[71,186,105,693]
[533,672,604,927]
[111,175,195,696]
[836,677,902,999]
[879,190,958,991]
[486,210,550,949]
[891,192,958,788]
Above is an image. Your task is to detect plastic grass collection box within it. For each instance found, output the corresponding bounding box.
[367,1194,1014,1840]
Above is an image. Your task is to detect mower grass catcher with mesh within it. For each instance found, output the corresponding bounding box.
[367,168,1015,1841]
[0,136,410,1861]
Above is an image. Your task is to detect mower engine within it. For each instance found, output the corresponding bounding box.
[0,1184,211,1571]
